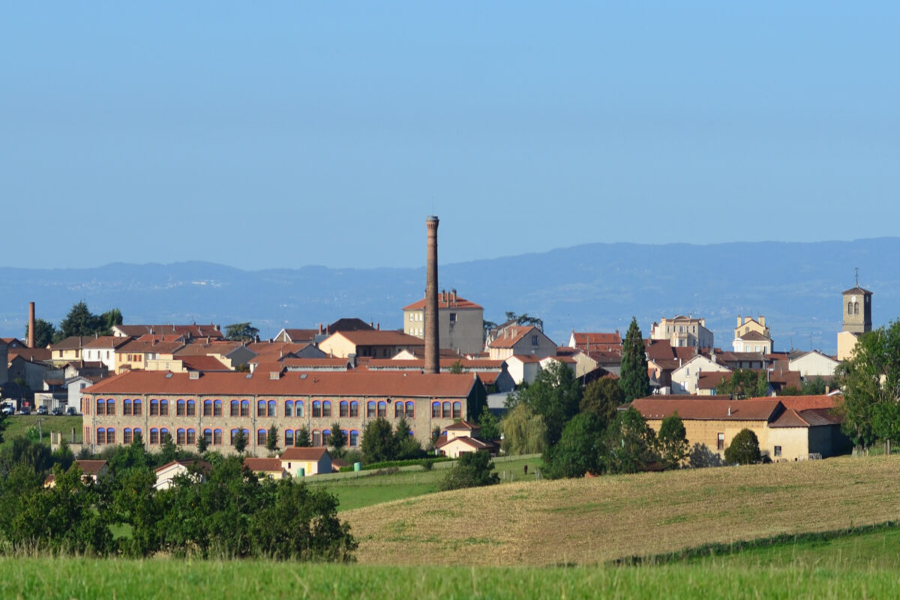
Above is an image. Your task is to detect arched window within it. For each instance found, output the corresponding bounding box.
[124,399,132,416]
[240,400,249,417]
[186,400,196,417]
[257,400,266,417]
[855,302,860,315]
[432,402,441,418]
[257,429,267,446]
[160,428,170,442]
[848,301,853,314]
[107,428,116,444]
[151,399,160,416]
[268,400,276,417]
[350,401,359,418]
[442,402,451,418]
[177,400,186,416]
[285,401,294,417]
[97,428,106,445]
[377,401,386,418]
[350,430,359,447]
[96,399,105,416]
[322,430,332,446]
[214,400,222,417]
[213,429,222,445]
[230,429,240,445]
[323,401,332,417]
[406,401,415,418]
[203,429,213,445]
[150,428,159,445]
[340,401,349,418]
[395,402,404,418]
[312,401,322,418]
[203,400,213,416]
[106,399,116,415]
[160,400,169,416]
[341,430,350,446]
[367,401,375,418]
[231,400,239,417]
[186,429,196,445]
[312,430,322,447]
[296,401,304,417]
[452,402,462,419]
[124,428,133,444]
[133,399,142,416]
[176,429,186,445]
[285,429,294,447]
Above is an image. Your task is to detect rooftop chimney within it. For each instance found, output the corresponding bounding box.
[425,216,440,374]
[28,302,35,348]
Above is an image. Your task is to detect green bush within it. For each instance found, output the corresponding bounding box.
[724,429,762,465]
[439,451,499,491]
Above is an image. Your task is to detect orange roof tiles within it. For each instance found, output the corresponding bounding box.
[403,295,483,311]
[632,398,782,421]
[280,447,330,461]
[243,458,285,473]
[488,326,538,349]
[327,330,424,347]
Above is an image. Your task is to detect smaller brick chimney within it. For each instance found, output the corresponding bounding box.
[28,302,35,348]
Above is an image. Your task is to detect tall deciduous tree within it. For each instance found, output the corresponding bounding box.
[57,302,102,339]
[514,360,582,447]
[225,322,259,342]
[619,317,650,403]
[580,377,624,426]
[477,406,500,441]
[329,424,346,458]
[361,418,398,463]
[716,369,769,399]
[500,403,547,455]
[724,429,761,465]
[602,407,657,474]
[25,318,56,348]
[544,412,607,479]
[266,425,279,455]
[657,413,689,469]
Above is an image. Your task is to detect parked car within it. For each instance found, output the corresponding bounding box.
[51,407,63,416]
[19,407,31,415]
[1,406,14,416]
[65,406,77,416]
[37,406,48,415]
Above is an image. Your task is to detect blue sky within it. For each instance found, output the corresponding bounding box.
[3,3,898,270]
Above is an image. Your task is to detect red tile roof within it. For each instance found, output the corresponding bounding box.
[83,370,479,398]
[571,332,622,349]
[507,354,542,364]
[280,447,330,461]
[9,348,52,363]
[181,355,231,372]
[118,339,185,356]
[489,326,539,349]
[403,295,482,311]
[632,398,782,421]
[175,341,245,356]
[76,460,108,475]
[116,324,223,339]
[280,329,319,342]
[243,457,285,473]
[768,395,837,411]
[697,372,732,390]
[445,420,480,431]
[326,330,424,347]
[83,336,131,350]
[366,358,503,370]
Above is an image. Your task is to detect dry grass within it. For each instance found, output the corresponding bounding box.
[343,455,900,566]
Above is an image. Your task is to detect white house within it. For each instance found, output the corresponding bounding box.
[279,447,332,477]
[789,351,840,378]
[671,354,732,395]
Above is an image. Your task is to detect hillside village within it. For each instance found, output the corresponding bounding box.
[0,217,874,476]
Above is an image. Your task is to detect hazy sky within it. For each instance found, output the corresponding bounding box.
[3,3,898,270]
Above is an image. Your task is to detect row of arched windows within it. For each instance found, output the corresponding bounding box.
[431,401,462,419]
[95,398,428,419]
[848,301,860,315]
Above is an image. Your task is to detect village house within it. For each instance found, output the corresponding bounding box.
[567,331,622,354]
[242,457,287,479]
[45,459,109,487]
[402,289,485,355]
[112,324,223,340]
[651,316,714,349]
[154,459,212,490]
[80,369,486,455]
[50,336,86,365]
[670,354,731,395]
[115,335,186,373]
[789,350,840,378]
[732,316,773,353]
[434,420,497,458]
[82,336,132,372]
[318,329,424,359]
[488,325,556,361]
[279,447,333,477]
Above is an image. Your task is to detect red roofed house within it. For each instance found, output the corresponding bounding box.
[631,396,849,463]
[280,447,332,477]
[488,326,556,361]
[318,329,424,359]
[403,289,484,355]
[243,457,287,479]
[154,459,212,490]
[567,331,622,353]
[434,420,497,458]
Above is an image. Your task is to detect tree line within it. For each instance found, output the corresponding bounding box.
[26,301,123,347]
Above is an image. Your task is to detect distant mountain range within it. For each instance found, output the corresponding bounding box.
[2,238,898,354]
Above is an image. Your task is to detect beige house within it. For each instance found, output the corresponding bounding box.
[45,459,109,487]
[115,336,186,373]
[670,354,731,395]
[154,459,211,490]
[434,420,496,458]
[732,316,773,353]
[632,396,847,462]
[504,354,543,385]
[82,336,131,371]
[318,330,424,359]
[488,326,556,361]
[280,447,332,477]
[651,316,714,349]
[50,337,86,365]
[567,331,622,353]
[243,457,287,479]
[403,290,484,355]
[789,351,840,378]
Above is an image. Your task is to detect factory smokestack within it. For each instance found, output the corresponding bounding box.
[28,302,35,348]
[425,216,440,374]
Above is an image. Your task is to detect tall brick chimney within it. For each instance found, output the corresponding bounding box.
[425,216,440,374]
[28,302,35,348]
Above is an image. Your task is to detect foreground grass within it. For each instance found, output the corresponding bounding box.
[308,456,541,512]
[344,454,900,566]
[0,415,82,450]
[4,557,900,599]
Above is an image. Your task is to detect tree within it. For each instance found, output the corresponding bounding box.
[515,360,582,446]
[159,433,178,463]
[657,413,689,469]
[619,317,650,403]
[835,323,900,452]
[361,418,398,463]
[504,312,544,331]
[543,412,606,479]
[716,369,769,399]
[232,430,248,454]
[225,322,259,342]
[439,451,500,491]
[197,432,209,454]
[25,318,56,348]
[602,407,658,474]
[294,426,311,447]
[500,403,547,455]
[57,301,103,340]
[724,429,761,465]
[100,308,123,335]
[477,406,500,441]
[329,424,346,458]
[448,360,464,375]
[580,377,624,426]
[266,425,279,455]
[802,377,828,396]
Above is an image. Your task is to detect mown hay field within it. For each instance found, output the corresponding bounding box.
[3,557,900,600]
[344,455,900,566]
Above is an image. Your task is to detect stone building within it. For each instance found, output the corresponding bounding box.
[403,290,484,356]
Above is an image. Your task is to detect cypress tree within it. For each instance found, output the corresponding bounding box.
[619,317,651,403]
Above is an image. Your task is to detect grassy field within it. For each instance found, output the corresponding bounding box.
[308,456,542,512]
[0,415,82,449]
[3,557,900,599]
[343,454,900,566]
